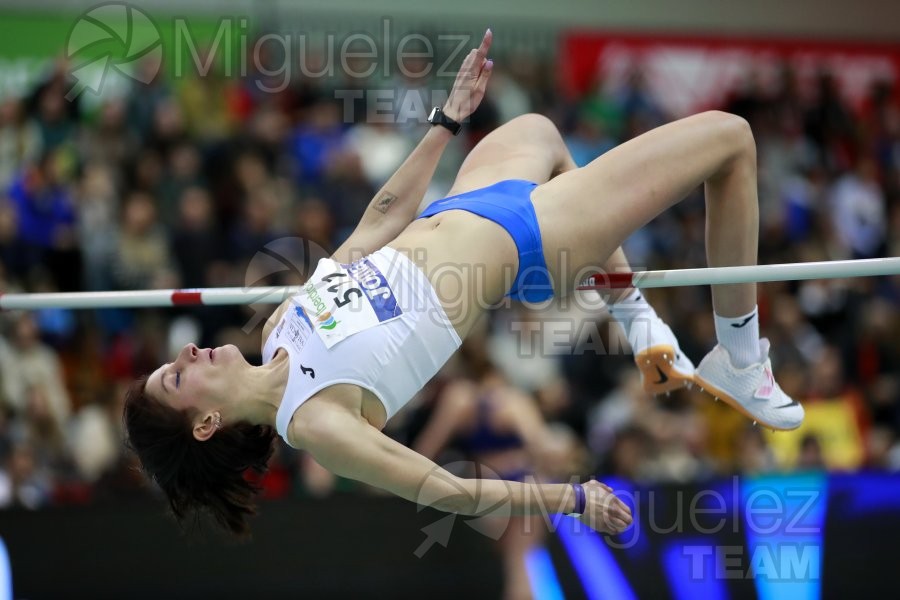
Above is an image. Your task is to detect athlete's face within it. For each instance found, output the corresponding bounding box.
[145,343,247,413]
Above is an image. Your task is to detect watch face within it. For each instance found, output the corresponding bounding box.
[428,107,439,121]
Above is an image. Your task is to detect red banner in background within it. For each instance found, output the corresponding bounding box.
[560,31,900,116]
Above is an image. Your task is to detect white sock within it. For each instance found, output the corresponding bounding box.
[607,288,658,354]
[714,307,761,368]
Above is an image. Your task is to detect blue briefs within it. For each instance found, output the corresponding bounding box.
[416,179,553,303]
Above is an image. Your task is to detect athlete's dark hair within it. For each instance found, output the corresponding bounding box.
[123,375,276,536]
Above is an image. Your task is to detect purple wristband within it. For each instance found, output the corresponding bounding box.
[571,482,586,515]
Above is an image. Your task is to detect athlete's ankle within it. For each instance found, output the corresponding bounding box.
[713,307,761,368]
[608,288,660,354]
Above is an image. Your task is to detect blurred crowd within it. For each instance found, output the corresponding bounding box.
[0,35,899,511]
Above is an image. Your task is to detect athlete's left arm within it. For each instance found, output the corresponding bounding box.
[293,399,633,532]
[331,29,493,263]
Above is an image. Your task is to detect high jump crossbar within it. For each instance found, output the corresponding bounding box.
[0,257,898,310]
[575,256,900,291]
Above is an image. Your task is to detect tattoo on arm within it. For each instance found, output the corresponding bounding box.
[373,191,398,214]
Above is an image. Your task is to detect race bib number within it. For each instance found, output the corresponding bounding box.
[295,256,402,348]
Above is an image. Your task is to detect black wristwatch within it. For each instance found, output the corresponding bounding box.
[428,107,462,135]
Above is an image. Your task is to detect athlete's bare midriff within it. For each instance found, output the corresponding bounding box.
[389,209,519,338]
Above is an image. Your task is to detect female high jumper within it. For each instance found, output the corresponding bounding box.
[125,30,803,536]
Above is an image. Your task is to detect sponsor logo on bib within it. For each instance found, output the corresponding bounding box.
[318,311,339,330]
[303,281,341,332]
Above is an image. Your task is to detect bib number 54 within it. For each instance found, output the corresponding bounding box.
[322,271,390,305]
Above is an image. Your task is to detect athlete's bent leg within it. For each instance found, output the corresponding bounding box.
[453,114,696,393]
[530,111,803,430]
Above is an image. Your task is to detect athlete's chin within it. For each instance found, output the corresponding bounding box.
[217,344,245,365]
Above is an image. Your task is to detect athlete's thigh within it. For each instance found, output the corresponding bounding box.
[447,114,567,196]
[531,111,752,293]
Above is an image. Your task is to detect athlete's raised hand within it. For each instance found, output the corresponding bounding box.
[578,480,634,535]
[442,29,494,122]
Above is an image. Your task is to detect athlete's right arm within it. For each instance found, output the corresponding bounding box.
[330,30,494,264]
[292,399,632,532]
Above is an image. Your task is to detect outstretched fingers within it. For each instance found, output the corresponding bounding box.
[464,29,493,79]
[443,28,494,121]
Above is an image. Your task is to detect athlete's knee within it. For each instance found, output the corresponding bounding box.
[698,111,756,177]
[510,113,573,171]
[509,113,560,140]
[706,111,756,160]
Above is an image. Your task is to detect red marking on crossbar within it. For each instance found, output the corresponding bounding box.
[171,291,203,305]
[576,272,635,290]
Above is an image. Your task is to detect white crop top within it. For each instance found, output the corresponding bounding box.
[262,246,461,447]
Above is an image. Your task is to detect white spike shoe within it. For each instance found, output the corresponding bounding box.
[694,338,804,431]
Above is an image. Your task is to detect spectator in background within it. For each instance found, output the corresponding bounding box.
[0,96,42,190]
[126,57,172,141]
[9,384,69,474]
[806,71,855,170]
[563,110,616,167]
[6,149,78,287]
[796,434,826,470]
[77,98,139,166]
[171,186,220,288]
[228,186,288,263]
[0,199,28,281]
[32,79,76,151]
[76,162,119,292]
[606,425,654,481]
[0,312,72,431]
[343,120,414,188]
[289,99,347,186]
[109,191,177,290]
[318,148,377,244]
[485,67,532,124]
[735,425,777,475]
[158,142,205,229]
[829,155,887,259]
[487,305,566,397]
[587,371,645,463]
[145,98,188,161]
[67,399,119,483]
[129,147,165,199]
[293,198,335,252]
[0,442,53,509]
[389,36,438,136]
[758,110,818,234]
[178,65,237,143]
[580,73,625,143]
[614,68,668,135]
